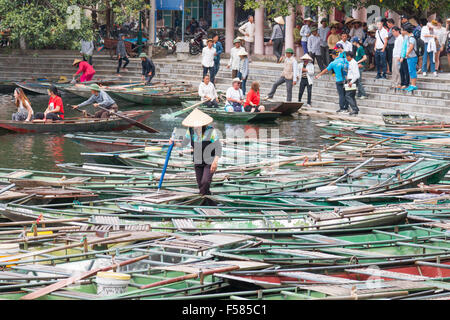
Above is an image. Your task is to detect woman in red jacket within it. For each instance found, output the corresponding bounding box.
[73,59,96,83]
[244,81,265,112]
[34,86,64,121]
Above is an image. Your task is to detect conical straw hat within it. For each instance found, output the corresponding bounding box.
[344,17,355,25]
[300,54,313,60]
[73,59,82,66]
[182,108,213,127]
[274,16,285,25]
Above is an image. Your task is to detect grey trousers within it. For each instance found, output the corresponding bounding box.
[273,38,284,61]
[245,41,255,56]
[320,46,329,66]
[268,76,293,102]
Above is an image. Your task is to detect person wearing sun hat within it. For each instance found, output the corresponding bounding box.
[139,52,156,85]
[300,17,313,55]
[364,25,377,70]
[72,84,118,118]
[225,78,245,112]
[72,58,95,83]
[296,54,315,107]
[319,18,330,66]
[227,38,242,78]
[169,109,222,204]
[308,26,324,70]
[270,16,285,63]
[238,50,250,95]
[265,48,298,102]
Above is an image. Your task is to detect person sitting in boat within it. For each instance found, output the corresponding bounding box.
[224,78,244,112]
[243,81,265,113]
[198,75,219,108]
[139,53,156,85]
[73,84,118,118]
[12,88,33,121]
[72,59,96,83]
[34,86,64,121]
[169,109,222,206]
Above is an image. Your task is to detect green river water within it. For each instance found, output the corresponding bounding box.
[0,89,325,172]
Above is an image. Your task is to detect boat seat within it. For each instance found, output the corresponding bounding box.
[172,218,195,231]
[293,234,353,245]
[269,249,342,260]
[344,268,432,281]
[6,170,33,179]
[195,208,225,216]
[91,215,120,225]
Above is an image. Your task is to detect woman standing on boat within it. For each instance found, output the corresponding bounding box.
[170,109,222,205]
[72,59,96,83]
[34,86,64,121]
[12,88,33,121]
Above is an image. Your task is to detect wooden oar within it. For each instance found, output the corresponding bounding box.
[20,253,149,300]
[71,105,94,118]
[166,100,204,118]
[96,105,159,133]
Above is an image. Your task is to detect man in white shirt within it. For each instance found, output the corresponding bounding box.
[375,20,388,79]
[238,15,255,59]
[227,39,242,79]
[202,39,216,84]
[300,18,313,54]
[391,26,403,88]
[198,75,219,108]
[296,54,315,107]
[345,52,360,116]
[337,32,353,54]
[420,22,437,76]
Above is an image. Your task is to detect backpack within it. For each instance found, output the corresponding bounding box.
[414,36,425,57]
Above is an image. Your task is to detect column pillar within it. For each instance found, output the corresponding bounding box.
[285,7,294,51]
[254,2,264,55]
[225,0,235,53]
[352,7,367,22]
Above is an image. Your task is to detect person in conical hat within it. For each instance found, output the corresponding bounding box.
[297,53,315,107]
[270,17,286,62]
[170,108,222,203]
[72,58,95,83]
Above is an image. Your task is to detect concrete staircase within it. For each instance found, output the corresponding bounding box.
[1,51,449,122]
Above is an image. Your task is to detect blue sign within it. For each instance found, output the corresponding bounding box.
[211,3,224,29]
[157,0,184,11]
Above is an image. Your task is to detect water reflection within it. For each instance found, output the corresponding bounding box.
[0,90,326,172]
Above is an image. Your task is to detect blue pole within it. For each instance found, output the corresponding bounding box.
[157,130,176,191]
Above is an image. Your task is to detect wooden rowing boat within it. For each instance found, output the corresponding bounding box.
[0,110,153,134]
[265,102,303,116]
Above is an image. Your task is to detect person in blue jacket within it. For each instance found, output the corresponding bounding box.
[315,50,349,113]
[212,34,223,81]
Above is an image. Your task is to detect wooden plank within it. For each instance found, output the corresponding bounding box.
[278,271,359,284]
[344,268,431,281]
[269,249,343,259]
[321,247,386,258]
[293,234,353,245]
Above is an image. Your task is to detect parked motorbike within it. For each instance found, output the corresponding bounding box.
[189,27,207,55]
[157,27,176,54]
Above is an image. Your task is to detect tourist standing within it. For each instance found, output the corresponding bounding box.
[139,53,156,85]
[399,24,411,89]
[80,38,94,66]
[225,78,245,112]
[308,27,324,70]
[420,22,437,76]
[337,32,353,53]
[405,25,418,92]
[344,52,360,116]
[73,84,118,118]
[300,18,313,55]
[265,48,298,102]
[202,39,216,84]
[269,17,285,63]
[198,75,219,108]
[244,82,265,112]
[239,15,255,59]
[352,37,368,99]
[327,26,340,61]
[433,19,446,72]
[391,26,403,89]
[374,20,388,79]
[297,54,314,107]
[227,39,242,78]
[350,20,364,41]
[386,19,396,75]
[116,34,129,76]
[315,50,348,113]
[364,25,376,70]
[319,19,330,66]
[238,50,249,96]
[213,34,223,79]
[72,59,95,83]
